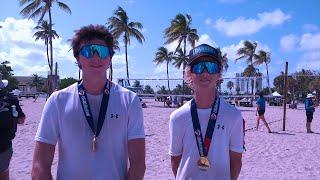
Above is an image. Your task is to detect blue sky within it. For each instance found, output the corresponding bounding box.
[0,0,320,88]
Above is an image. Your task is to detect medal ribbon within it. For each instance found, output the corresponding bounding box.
[78,80,111,139]
[191,96,220,157]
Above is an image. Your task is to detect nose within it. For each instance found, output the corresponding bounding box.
[91,52,101,62]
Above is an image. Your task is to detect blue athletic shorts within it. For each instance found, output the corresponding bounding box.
[0,147,13,172]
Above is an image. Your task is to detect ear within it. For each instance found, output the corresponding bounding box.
[76,59,82,69]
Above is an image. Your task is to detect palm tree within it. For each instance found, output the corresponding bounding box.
[236,40,258,94]
[227,81,234,94]
[20,0,71,93]
[108,38,120,81]
[33,20,59,73]
[153,47,174,93]
[164,14,199,78]
[107,6,145,81]
[30,74,44,92]
[217,48,229,72]
[254,50,271,94]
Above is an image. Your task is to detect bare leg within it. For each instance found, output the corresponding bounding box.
[0,169,9,180]
[261,116,272,133]
[256,116,260,130]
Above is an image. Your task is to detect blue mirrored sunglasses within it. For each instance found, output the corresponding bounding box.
[79,44,110,59]
[191,61,220,75]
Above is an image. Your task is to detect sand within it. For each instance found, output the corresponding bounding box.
[8,98,320,180]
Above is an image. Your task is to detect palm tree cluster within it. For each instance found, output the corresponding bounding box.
[20,0,71,94]
[107,6,145,82]
[236,40,272,94]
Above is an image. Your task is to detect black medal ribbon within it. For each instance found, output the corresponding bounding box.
[191,95,220,157]
[78,80,111,139]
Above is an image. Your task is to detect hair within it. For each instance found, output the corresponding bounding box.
[258,91,264,97]
[184,66,193,90]
[71,24,115,59]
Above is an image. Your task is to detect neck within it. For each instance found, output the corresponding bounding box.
[194,88,216,109]
[82,75,107,95]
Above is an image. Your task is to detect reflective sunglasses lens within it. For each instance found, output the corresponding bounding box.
[80,45,110,59]
[205,62,220,74]
[80,46,92,58]
[94,45,110,59]
[192,63,205,74]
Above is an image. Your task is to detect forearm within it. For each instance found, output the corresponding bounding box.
[127,164,146,180]
[230,159,242,180]
[32,142,55,180]
[127,138,146,180]
[31,163,53,180]
[171,155,181,177]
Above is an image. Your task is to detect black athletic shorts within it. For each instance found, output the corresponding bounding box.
[258,111,265,116]
[306,112,313,122]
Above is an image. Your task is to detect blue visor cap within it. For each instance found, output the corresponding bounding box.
[187,44,220,65]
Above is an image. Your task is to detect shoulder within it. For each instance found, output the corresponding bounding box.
[112,83,137,97]
[48,83,78,103]
[170,100,191,123]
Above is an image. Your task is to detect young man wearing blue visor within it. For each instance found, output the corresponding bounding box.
[32,25,145,180]
[169,44,243,179]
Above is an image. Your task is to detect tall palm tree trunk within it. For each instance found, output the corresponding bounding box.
[166,60,170,94]
[265,63,271,94]
[182,38,186,94]
[125,37,130,83]
[46,42,50,71]
[48,7,54,94]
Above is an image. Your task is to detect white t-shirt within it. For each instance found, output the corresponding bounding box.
[35,82,145,180]
[169,97,243,180]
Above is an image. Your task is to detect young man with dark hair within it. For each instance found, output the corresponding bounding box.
[32,25,145,180]
[0,76,25,180]
[169,44,243,179]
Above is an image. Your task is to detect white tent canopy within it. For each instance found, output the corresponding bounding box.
[272,91,282,97]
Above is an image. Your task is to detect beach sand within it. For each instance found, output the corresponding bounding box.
[9,98,320,179]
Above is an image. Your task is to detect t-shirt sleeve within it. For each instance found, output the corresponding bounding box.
[169,112,183,156]
[127,95,145,140]
[35,93,60,145]
[229,112,244,153]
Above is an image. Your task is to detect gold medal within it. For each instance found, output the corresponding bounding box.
[92,135,97,152]
[197,156,210,171]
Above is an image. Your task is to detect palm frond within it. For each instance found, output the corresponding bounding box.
[57,1,71,14]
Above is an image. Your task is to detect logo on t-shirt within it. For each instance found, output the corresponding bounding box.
[217,124,225,130]
[110,113,119,119]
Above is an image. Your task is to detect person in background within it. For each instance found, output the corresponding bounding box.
[0,75,25,180]
[305,93,317,133]
[256,92,272,133]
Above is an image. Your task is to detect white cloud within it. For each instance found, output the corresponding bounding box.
[302,24,319,32]
[214,9,290,37]
[0,17,76,77]
[221,40,270,60]
[296,51,320,71]
[300,33,320,51]
[195,34,218,47]
[205,18,212,26]
[280,34,299,51]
